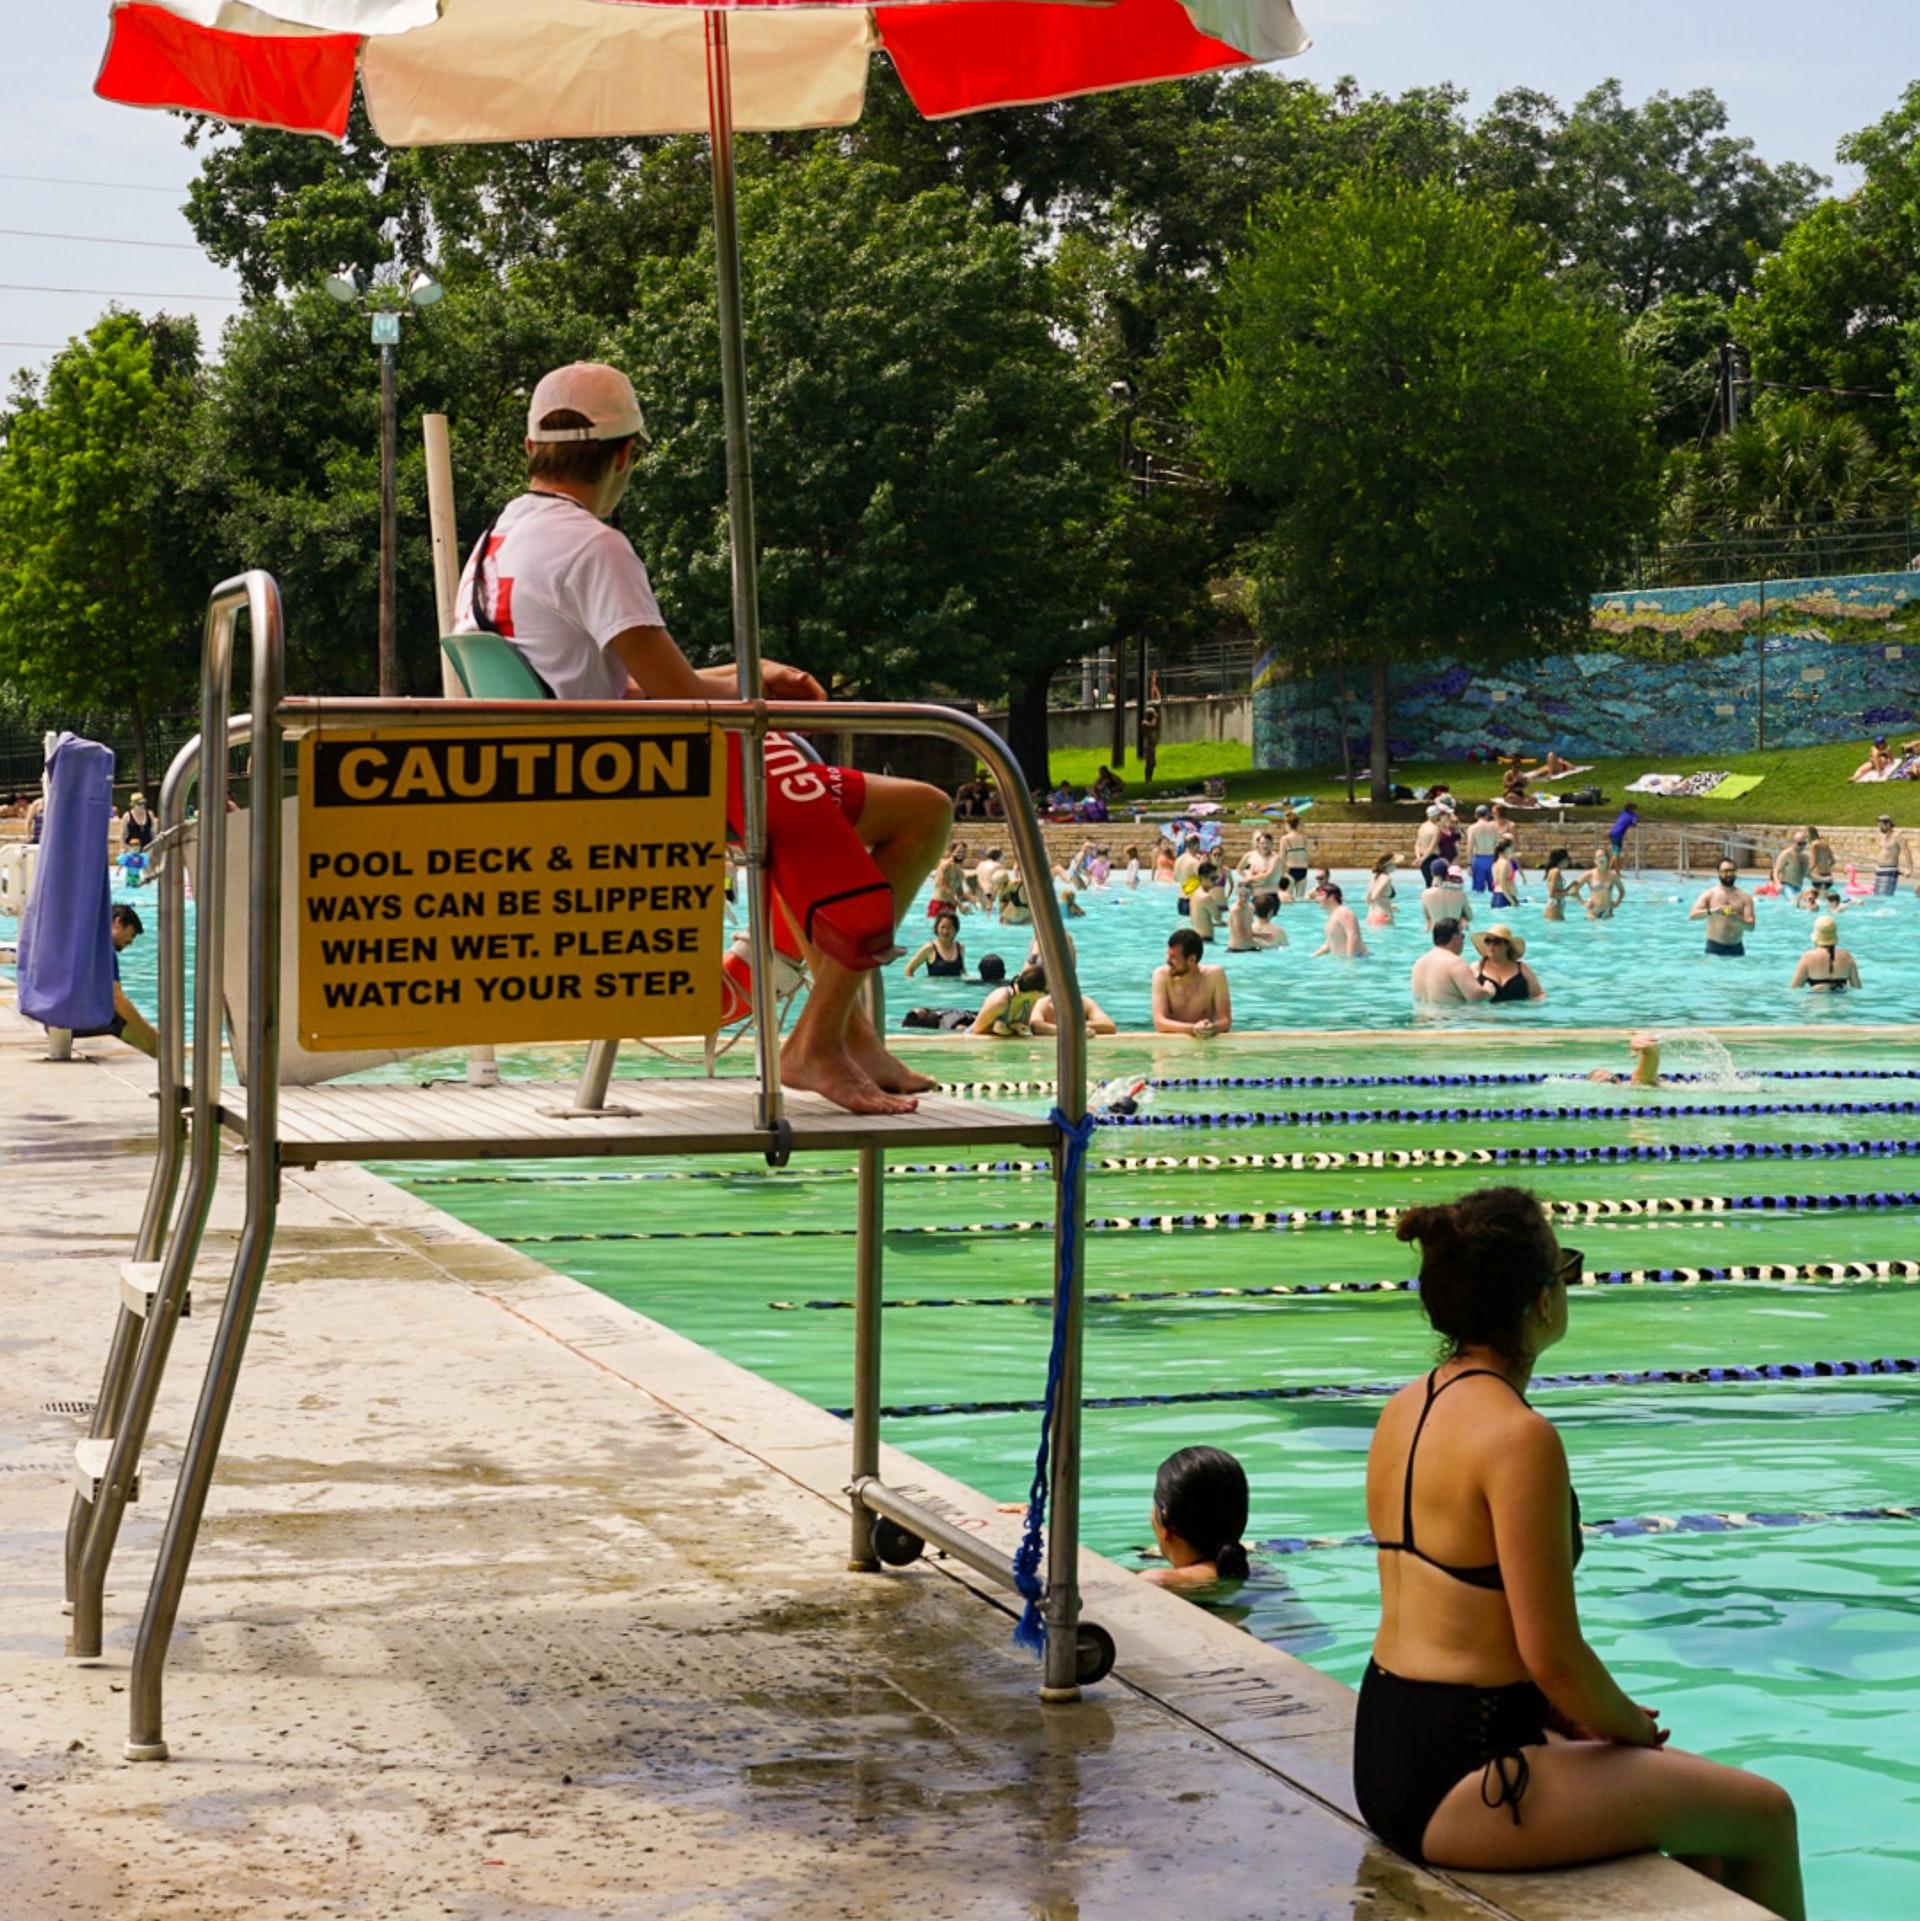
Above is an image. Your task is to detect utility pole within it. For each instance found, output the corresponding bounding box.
[325,262,443,697]
[1719,341,1741,434]
[378,333,399,698]
[1108,379,1134,770]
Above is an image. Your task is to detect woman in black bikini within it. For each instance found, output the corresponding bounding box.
[1789,915,1860,994]
[1470,924,1545,1002]
[1355,1188,1803,1916]
[903,910,966,979]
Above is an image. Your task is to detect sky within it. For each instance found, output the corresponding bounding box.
[1,1,1912,385]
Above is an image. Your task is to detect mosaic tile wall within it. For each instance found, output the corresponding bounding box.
[1252,570,1920,769]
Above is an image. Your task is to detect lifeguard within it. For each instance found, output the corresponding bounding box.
[452,361,951,1114]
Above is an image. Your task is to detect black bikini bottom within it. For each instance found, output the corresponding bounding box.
[1352,1661,1548,1864]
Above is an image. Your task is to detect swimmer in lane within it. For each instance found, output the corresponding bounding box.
[1586,1031,1667,1085]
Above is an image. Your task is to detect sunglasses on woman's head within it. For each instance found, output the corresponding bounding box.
[1556,1247,1584,1285]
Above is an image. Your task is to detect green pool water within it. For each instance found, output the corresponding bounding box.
[384,1030,1920,1917]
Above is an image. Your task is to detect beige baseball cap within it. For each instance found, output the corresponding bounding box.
[526,362,648,444]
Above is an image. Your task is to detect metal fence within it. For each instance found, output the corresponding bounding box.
[1617,513,1919,592]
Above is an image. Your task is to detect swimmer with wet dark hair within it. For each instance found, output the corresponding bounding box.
[1141,1446,1251,1591]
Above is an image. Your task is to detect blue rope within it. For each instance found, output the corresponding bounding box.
[1012,1106,1098,1658]
[1103,1099,1920,1129]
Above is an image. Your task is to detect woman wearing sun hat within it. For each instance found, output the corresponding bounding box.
[1471,924,1545,1002]
[1789,916,1861,994]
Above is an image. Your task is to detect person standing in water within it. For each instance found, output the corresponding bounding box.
[1870,814,1910,896]
[1790,915,1861,993]
[1278,812,1312,897]
[1314,883,1369,958]
[1542,849,1578,922]
[1354,1188,1803,1916]
[903,911,966,978]
[1411,919,1494,1006]
[1365,853,1399,927]
[1465,805,1502,893]
[1689,861,1756,956]
[1771,830,1811,894]
[1584,845,1624,921]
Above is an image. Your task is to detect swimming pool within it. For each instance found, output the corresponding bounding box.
[388,1029,1920,1918]
[899,865,1916,1028]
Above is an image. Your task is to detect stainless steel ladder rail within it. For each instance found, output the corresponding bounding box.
[67,575,283,1665]
[61,720,217,1614]
[87,573,1093,1754]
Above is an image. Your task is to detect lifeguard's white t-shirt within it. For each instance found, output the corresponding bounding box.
[451,492,665,701]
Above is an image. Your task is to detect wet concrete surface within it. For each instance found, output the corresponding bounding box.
[0,1003,1757,1920]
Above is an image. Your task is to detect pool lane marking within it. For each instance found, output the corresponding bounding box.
[402,1136,1920,1188]
[1103,1099,1920,1129]
[497,1189,1920,1246]
[772,1260,1920,1311]
[1255,1505,1920,1557]
[826,1356,1920,1419]
[933,1070,1920,1098]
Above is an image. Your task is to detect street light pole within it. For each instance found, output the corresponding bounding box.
[1107,379,1133,771]
[378,335,398,698]
[325,263,441,698]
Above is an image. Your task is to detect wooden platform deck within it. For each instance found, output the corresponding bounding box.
[217,1077,1058,1163]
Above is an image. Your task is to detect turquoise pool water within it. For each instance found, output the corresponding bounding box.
[389,1031,1920,1918]
[896,866,1917,1028]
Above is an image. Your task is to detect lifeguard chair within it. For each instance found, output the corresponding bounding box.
[63,572,1105,1760]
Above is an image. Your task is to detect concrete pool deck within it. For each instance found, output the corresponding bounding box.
[0,1005,1763,1920]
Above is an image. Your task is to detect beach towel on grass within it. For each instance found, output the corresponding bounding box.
[1711,773,1765,800]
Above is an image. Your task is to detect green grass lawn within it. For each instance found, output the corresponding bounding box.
[1046,737,1920,827]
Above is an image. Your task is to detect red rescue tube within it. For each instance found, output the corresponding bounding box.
[725,733,897,973]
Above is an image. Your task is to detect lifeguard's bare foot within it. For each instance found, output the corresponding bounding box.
[848,1009,939,1094]
[781,1048,918,1115]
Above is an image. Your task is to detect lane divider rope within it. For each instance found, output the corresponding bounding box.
[934,1069,1920,1098]
[502,1187,1920,1245]
[829,1355,1920,1420]
[776,1259,1920,1311]
[1103,1099,1920,1129]
[1255,1505,1920,1557]
[401,1136,1920,1187]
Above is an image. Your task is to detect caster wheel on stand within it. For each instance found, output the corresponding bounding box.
[1074,1620,1116,1686]
[871,1515,926,1567]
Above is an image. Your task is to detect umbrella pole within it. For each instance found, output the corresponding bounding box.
[705,13,783,1138]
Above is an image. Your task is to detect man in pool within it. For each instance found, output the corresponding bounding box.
[1410,918,1493,1005]
[1313,883,1369,958]
[1870,814,1910,896]
[1152,927,1233,1036]
[1420,862,1471,933]
[1689,859,1756,956]
[1771,829,1812,894]
[453,360,951,1115]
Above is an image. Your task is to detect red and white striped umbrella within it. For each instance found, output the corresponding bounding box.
[96,0,1310,142]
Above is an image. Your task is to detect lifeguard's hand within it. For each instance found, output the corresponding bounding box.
[760,660,826,702]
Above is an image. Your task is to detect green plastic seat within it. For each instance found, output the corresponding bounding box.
[439,632,551,699]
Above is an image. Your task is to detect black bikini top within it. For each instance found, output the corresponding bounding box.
[1377,1368,1582,1591]
[1478,966,1532,1003]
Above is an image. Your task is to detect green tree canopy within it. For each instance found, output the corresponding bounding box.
[609,150,1104,779]
[1472,81,1823,314]
[0,314,204,789]
[1735,83,1920,462]
[1195,175,1659,798]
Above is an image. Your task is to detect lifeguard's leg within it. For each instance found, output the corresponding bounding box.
[783,775,950,1112]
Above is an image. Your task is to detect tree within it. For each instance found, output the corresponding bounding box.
[1663,401,1906,556]
[1623,292,1738,449]
[1195,176,1659,800]
[609,150,1105,783]
[1471,81,1823,314]
[1736,83,1920,462]
[0,314,205,789]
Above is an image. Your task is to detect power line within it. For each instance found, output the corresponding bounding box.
[0,341,63,349]
[0,281,240,302]
[0,168,180,194]
[0,224,201,252]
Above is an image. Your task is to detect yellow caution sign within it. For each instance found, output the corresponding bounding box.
[297,720,724,1050]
